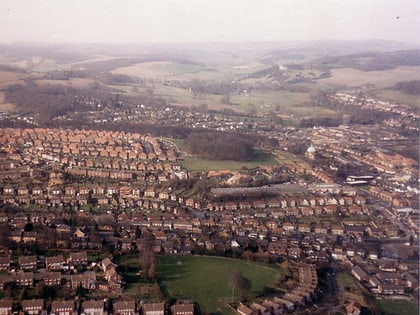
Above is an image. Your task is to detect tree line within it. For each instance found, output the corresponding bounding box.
[392,80,420,95]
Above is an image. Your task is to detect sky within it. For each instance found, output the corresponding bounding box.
[0,0,419,44]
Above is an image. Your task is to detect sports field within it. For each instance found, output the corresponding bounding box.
[377,299,419,315]
[158,255,283,315]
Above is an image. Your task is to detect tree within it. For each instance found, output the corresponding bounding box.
[139,230,157,281]
[229,270,252,302]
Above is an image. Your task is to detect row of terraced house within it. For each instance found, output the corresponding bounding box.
[0,299,194,315]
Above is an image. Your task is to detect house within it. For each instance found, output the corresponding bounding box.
[0,299,12,315]
[282,222,295,232]
[51,300,75,315]
[70,271,96,290]
[102,257,116,272]
[22,231,37,243]
[0,275,12,291]
[331,225,344,235]
[104,265,122,283]
[236,304,256,315]
[68,252,88,266]
[19,255,37,271]
[297,224,311,233]
[0,257,10,271]
[283,293,305,305]
[45,255,65,271]
[83,300,106,315]
[344,300,362,315]
[42,272,62,286]
[377,272,401,285]
[14,272,34,287]
[261,300,284,315]
[273,297,296,312]
[114,300,136,315]
[141,303,165,315]
[21,299,44,315]
[351,265,369,282]
[171,304,194,315]
[250,303,271,315]
[378,283,405,295]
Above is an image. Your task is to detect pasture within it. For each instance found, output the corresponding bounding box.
[319,66,420,88]
[377,90,420,108]
[132,85,316,118]
[158,255,283,315]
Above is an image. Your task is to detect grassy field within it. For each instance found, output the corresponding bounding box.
[338,271,361,293]
[113,60,271,82]
[230,91,311,114]
[319,66,420,88]
[181,150,278,171]
[377,90,420,108]
[377,299,419,315]
[158,255,283,315]
[112,61,224,80]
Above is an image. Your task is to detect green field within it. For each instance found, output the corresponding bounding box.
[229,91,311,114]
[338,272,359,290]
[377,299,419,315]
[157,255,283,315]
[377,90,420,108]
[181,150,278,171]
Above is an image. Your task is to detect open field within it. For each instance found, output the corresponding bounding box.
[34,78,97,88]
[319,66,420,88]
[377,299,419,315]
[181,150,278,171]
[0,71,30,89]
[137,85,314,116]
[377,90,420,108]
[112,61,222,80]
[272,150,312,170]
[0,91,16,112]
[113,60,271,82]
[290,106,337,118]
[231,61,271,75]
[158,255,283,315]
[230,91,311,114]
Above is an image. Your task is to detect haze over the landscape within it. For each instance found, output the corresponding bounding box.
[0,1,420,315]
[1,0,420,44]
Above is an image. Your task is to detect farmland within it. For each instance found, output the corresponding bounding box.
[377,89,420,108]
[157,255,283,315]
[319,66,420,88]
[112,61,222,80]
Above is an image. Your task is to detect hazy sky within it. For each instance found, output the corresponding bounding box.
[1,0,419,44]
